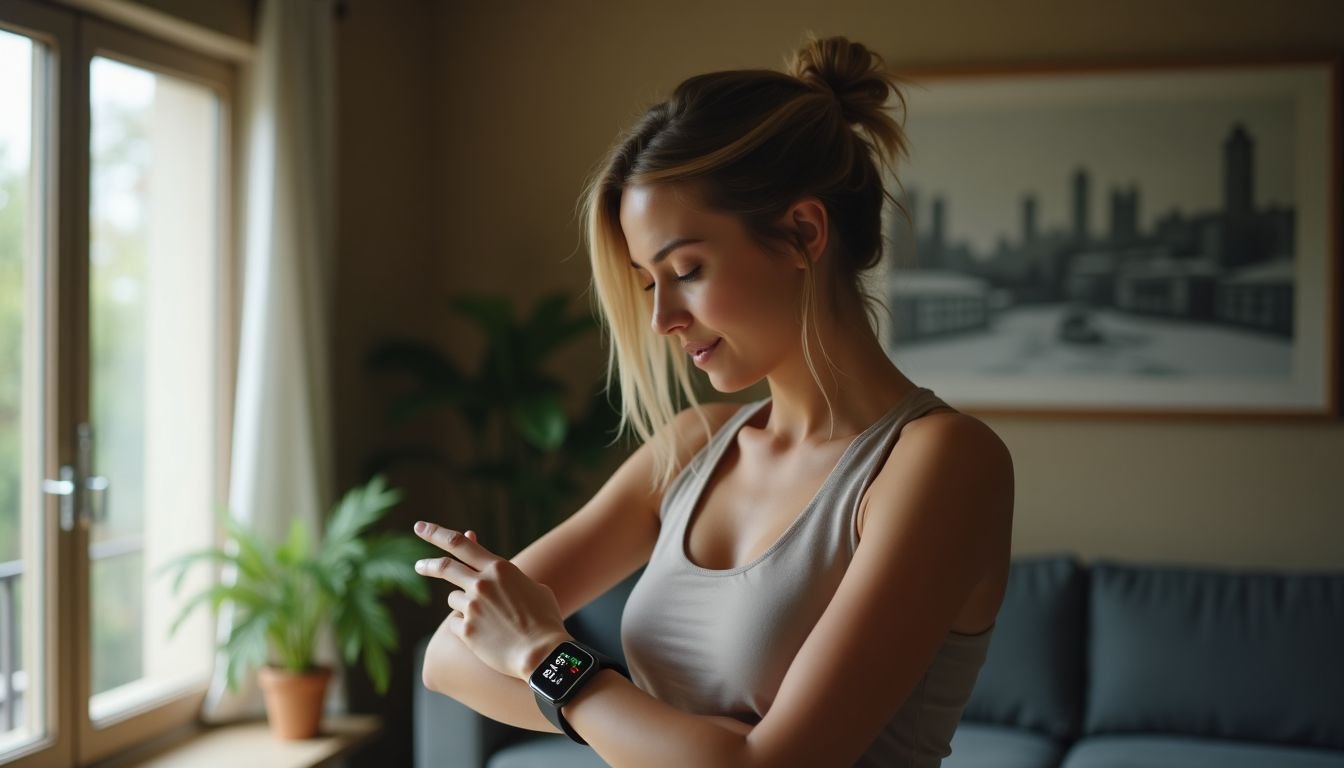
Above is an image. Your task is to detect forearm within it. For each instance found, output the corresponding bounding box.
[421,617,561,733]
[562,667,750,768]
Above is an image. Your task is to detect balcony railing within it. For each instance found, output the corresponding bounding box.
[0,557,20,733]
[0,535,143,734]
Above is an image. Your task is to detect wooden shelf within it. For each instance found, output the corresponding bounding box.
[109,714,382,768]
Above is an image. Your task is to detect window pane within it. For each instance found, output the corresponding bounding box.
[88,55,218,722]
[0,26,49,757]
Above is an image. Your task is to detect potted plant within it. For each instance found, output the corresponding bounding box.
[364,291,622,558]
[159,474,433,739]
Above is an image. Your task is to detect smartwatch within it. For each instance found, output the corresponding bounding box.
[528,639,630,744]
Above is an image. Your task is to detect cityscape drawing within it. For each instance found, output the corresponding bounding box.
[876,62,1335,415]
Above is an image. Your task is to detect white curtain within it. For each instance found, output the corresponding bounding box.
[202,0,339,722]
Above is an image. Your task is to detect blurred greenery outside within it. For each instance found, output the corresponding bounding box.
[1,144,22,566]
[0,67,156,698]
[86,61,152,696]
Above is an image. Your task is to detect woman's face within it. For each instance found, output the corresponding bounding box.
[619,182,806,393]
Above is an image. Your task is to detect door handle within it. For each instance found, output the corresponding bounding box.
[42,465,77,532]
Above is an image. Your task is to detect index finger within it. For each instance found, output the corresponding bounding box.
[414,521,496,570]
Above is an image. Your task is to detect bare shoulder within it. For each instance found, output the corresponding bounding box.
[861,408,1014,537]
[892,407,1011,470]
[899,408,1011,465]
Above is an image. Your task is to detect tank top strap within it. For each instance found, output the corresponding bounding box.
[659,398,770,523]
[846,387,955,484]
[821,387,956,551]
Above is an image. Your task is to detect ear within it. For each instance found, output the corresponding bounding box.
[781,197,829,270]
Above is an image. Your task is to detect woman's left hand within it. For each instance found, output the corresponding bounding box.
[413,522,573,681]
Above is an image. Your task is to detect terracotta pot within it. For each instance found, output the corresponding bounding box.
[257,664,332,739]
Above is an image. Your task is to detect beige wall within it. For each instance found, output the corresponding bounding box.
[340,0,1344,572]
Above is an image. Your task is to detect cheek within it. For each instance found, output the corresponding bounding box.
[698,273,800,339]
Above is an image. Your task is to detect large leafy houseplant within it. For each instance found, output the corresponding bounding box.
[365,291,621,558]
[160,475,433,737]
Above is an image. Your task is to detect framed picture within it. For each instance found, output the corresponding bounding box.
[874,55,1340,419]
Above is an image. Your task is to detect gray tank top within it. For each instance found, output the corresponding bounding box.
[619,386,995,767]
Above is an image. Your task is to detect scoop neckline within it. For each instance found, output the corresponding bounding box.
[676,386,929,576]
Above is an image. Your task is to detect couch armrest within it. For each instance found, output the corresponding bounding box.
[413,634,530,768]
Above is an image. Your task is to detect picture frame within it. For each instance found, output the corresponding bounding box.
[874,54,1340,419]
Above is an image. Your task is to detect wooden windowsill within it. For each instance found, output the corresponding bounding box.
[95,715,382,768]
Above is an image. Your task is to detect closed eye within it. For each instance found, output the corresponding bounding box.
[642,265,701,292]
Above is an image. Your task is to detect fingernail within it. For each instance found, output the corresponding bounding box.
[414,521,428,535]
[415,560,427,572]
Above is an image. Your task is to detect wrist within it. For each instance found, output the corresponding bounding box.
[519,630,576,681]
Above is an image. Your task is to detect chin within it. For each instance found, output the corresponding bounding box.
[705,370,765,395]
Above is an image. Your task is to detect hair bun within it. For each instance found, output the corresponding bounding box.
[786,33,893,125]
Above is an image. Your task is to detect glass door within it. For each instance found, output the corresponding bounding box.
[75,19,234,763]
[0,2,74,766]
[0,4,237,764]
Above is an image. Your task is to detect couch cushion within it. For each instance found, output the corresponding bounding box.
[961,555,1086,740]
[1060,734,1344,768]
[944,722,1066,768]
[1086,561,1344,749]
[486,735,609,768]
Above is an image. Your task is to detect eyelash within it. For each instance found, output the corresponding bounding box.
[642,265,701,292]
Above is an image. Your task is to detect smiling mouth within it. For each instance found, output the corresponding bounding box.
[692,339,721,358]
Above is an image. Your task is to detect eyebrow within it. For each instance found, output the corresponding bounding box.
[629,237,704,269]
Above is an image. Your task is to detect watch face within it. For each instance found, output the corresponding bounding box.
[529,641,597,702]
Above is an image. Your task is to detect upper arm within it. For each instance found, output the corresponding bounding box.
[510,400,743,619]
[743,415,1014,768]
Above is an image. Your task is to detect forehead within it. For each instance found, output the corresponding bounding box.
[620,183,728,265]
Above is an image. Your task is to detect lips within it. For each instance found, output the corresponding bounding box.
[688,336,720,363]
[684,338,721,356]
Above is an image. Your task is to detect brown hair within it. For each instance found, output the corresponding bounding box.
[579,32,912,491]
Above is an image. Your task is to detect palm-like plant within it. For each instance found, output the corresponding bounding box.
[365,291,621,558]
[160,474,433,694]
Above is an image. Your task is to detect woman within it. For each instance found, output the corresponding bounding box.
[416,33,1014,767]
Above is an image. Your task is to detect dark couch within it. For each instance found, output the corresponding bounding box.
[947,555,1344,767]
[414,555,1344,767]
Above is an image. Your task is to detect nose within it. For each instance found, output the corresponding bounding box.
[649,285,689,336]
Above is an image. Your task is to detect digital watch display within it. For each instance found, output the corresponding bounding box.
[528,639,630,744]
[528,641,597,702]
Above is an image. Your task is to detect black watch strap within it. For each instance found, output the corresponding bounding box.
[535,689,586,743]
[530,641,630,745]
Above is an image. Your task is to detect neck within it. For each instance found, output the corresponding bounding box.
[755,296,917,449]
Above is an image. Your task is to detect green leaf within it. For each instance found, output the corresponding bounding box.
[364,338,463,390]
[361,534,435,603]
[155,548,238,595]
[303,559,345,601]
[166,586,222,639]
[512,393,568,451]
[525,292,571,331]
[447,294,513,342]
[386,388,460,427]
[171,578,280,638]
[318,537,366,588]
[350,586,397,650]
[521,292,595,362]
[222,608,272,691]
[222,515,276,585]
[341,630,361,666]
[363,640,391,696]
[333,579,401,696]
[276,518,309,566]
[324,474,402,553]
